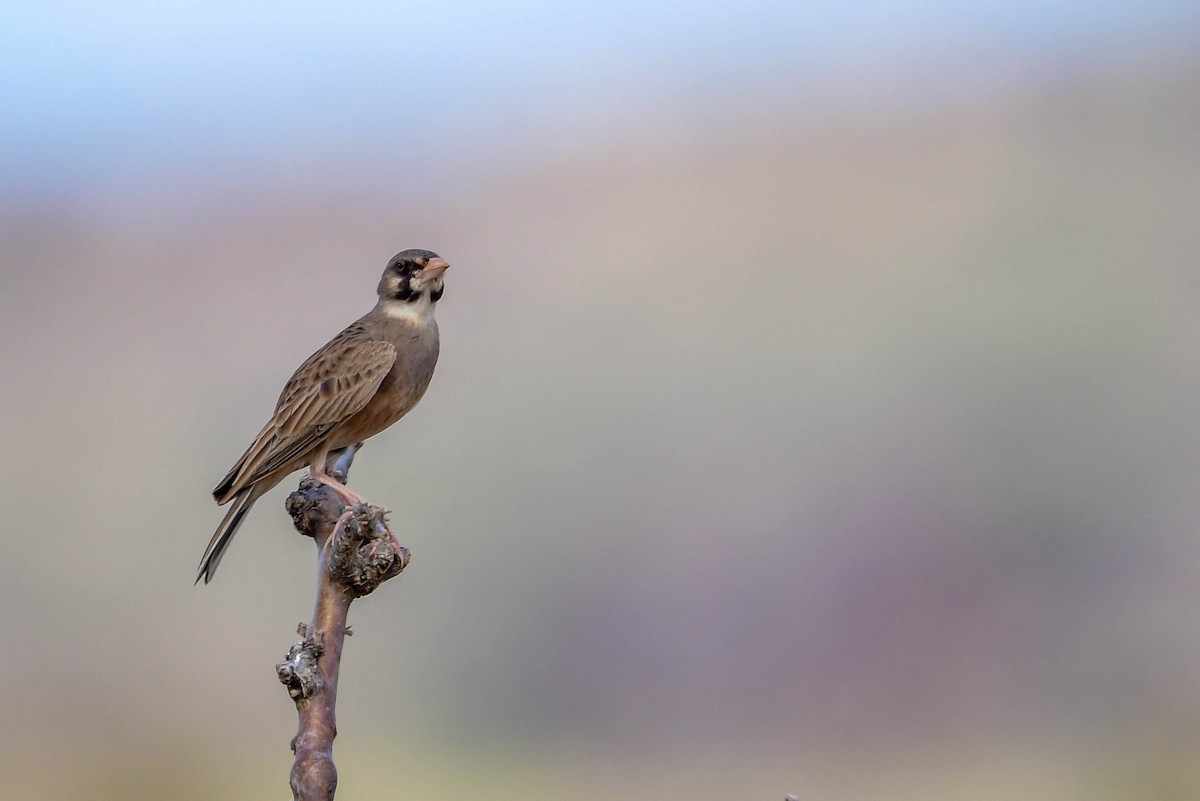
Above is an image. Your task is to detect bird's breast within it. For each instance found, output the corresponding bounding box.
[335,320,440,444]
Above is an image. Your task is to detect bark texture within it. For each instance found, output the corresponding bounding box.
[276,453,409,801]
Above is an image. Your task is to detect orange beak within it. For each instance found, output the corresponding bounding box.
[421,257,450,279]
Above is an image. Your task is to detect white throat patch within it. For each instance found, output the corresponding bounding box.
[379,293,436,322]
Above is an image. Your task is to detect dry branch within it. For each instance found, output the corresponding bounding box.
[277,449,409,801]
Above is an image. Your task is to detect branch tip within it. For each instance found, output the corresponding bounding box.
[279,465,411,800]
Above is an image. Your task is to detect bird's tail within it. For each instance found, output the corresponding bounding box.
[197,487,257,584]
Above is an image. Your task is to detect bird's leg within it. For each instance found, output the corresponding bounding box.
[308,464,368,507]
[327,443,361,483]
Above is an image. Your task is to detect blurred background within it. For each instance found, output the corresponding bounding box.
[3,2,1200,799]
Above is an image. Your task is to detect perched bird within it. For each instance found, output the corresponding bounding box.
[198,249,449,584]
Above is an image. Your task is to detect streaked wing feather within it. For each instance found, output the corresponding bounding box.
[225,333,396,493]
[274,339,396,435]
[237,423,337,486]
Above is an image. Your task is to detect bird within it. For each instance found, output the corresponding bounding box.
[197,248,449,584]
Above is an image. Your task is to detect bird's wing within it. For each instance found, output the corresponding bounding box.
[273,334,397,435]
[216,330,396,498]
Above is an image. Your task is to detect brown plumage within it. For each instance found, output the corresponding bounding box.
[198,249,448,583]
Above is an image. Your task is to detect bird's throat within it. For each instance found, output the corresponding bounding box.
[379,294,435,322]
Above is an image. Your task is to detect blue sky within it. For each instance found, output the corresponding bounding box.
[2,1,1197,190]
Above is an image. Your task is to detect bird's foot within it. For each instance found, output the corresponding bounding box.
[324,508,358,549]
[309,467,368,507]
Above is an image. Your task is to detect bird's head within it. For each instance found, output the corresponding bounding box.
[377,249,449,318]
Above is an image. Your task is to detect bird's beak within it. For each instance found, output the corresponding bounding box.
[421,258,450,279]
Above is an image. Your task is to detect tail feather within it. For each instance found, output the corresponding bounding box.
[197,487,257,584]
